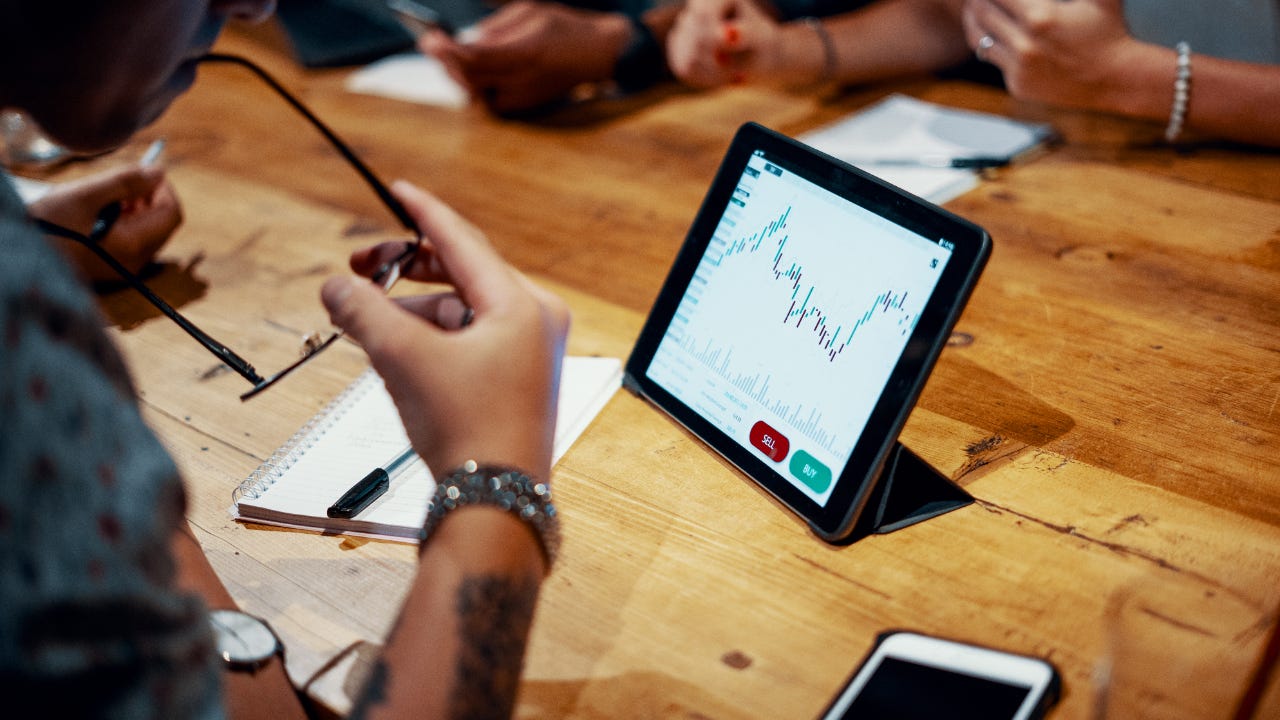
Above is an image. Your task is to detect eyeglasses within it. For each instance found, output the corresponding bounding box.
[34,53,421,401]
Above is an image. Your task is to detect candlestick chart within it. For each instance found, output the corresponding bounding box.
[646,156,950,502]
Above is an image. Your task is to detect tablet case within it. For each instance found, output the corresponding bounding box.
[837,444,972,545]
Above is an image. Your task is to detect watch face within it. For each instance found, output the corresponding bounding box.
[209,609,279,669]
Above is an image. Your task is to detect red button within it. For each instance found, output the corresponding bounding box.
[749,420,790,462]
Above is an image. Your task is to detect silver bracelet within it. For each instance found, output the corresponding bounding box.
[421,460,561,568]
[802,17,837,83]
[1164,41,1191,143]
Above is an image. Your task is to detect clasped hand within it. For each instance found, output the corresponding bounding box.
[962,0,1141,111]
[422,0,633,114]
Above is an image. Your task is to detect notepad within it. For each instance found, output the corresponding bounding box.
[231,355,623,541]
[800,94,1056,203]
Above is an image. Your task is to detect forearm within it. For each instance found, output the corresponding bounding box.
[1100,42,1280,148]
[791,0,970,85]
[170,526,308,720]
[354,508,547,720]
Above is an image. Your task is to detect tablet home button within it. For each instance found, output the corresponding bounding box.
[749,420,790,462]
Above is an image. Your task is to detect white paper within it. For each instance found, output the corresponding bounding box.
[344,52,469,109]
[801,94,1055,204]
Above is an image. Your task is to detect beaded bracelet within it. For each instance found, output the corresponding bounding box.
[421,460,561,569]
[1164,41,1191,144]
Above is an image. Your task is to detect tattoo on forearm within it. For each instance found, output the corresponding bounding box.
[350,573,540,720]
[447,574,540,720]
[350,658,390,720]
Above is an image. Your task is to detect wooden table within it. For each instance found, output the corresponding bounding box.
[57,20,1280,719]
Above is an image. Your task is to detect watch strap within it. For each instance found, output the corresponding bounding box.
[613,15,669,93]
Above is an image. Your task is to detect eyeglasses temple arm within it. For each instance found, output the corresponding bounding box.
[35,205,267,386]
[198,53,417,234]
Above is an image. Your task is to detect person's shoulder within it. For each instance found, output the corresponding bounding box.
[0,174,135,395]
[0,176,85,298]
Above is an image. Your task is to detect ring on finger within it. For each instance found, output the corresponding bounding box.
[976,34,995,61]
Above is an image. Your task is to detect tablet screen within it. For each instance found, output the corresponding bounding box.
[645,150,954,506]
[626,123,989,541]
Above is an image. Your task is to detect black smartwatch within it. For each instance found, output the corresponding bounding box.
[613,15,669,93]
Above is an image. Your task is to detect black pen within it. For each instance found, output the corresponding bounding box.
[849,155,1011,169]
[327,446,417,519]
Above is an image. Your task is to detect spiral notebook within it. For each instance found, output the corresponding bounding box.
[231,355,623,541]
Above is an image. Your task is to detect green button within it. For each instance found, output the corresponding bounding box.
[789,450,831,493]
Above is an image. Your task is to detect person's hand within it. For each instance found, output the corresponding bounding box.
[421,0,632,114]
[961,0,1146,111]
[29,164,181,284]
[667,0,785,87]
[322,181,569,482]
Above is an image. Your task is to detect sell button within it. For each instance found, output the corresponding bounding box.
[789,450,832,493]
[749,420,790,462]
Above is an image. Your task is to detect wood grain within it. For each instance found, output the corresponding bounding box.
[60,19,1280,720]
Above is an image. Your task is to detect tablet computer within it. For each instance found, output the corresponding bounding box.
[623,122,991,543]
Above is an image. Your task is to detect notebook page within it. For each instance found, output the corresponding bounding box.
[237,371,432,533]
[235,355,622,539]
[553,355,625,460]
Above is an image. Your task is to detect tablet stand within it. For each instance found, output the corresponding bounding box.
[834,443,973,545]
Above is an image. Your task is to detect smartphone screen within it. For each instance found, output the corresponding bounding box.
[831,657,1034,719]
[820,632,1060,720]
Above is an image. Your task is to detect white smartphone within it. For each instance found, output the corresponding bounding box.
[818,631,1061,720]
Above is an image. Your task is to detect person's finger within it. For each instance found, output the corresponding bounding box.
[115,180,183,242]
[962,0,1017,64]
[349,240,450,283]
[64,164,166,210]
[389,180,518,314]
[970,0,1029,45]
[449,22,547,78]
[978,0,1037,24]
[473,0,540,38]
[393,291,473,330]
[322,275,441,359]
[722,20,741,48]
[1085,0,1124,13]
[419,28,460,57]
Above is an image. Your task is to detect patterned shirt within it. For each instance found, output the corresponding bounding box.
[0,175,221,718]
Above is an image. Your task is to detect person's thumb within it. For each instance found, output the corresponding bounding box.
[322,275,429,358]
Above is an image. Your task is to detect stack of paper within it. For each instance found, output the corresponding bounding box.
[801,94,1056,203]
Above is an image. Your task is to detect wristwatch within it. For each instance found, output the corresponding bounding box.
[613,15,669,93]
[209,608,283,673]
